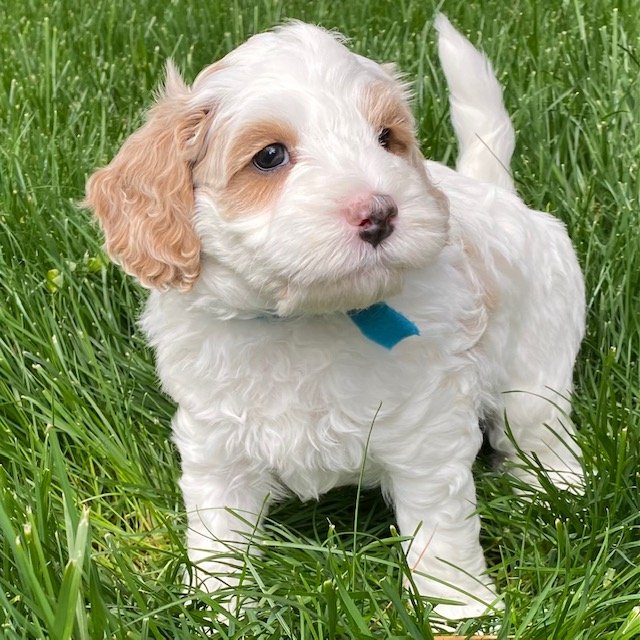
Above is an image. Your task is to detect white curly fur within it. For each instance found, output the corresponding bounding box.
[86,16,585,619]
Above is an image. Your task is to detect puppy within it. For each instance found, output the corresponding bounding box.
[85,15,585,619]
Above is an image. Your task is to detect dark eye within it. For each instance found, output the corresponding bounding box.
[252,144,290,171]
[378,128,391,149]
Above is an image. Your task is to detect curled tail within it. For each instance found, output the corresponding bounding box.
[434,14,516,192]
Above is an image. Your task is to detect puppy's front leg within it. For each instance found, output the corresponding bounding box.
[383,418,498,619]
[388,466,497,619]
[172,408,272,595]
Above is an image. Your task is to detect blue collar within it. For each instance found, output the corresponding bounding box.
[348,302,420,350]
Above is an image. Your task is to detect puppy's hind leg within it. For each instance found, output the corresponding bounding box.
[485,277,586,493]
[489,386,584,493]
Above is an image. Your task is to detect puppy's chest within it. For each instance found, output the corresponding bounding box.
[172,316,434,479]
[152,295,479,496]
[222,329,428,498]
[217,321,427,431]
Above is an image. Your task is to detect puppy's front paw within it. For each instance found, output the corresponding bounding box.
[184,562,252,624]
[413,573,501,620]
[185,557,246,593]
[433,577,503,620]
[434,597,503,621]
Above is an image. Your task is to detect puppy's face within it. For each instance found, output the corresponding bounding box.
[86,23,449,316]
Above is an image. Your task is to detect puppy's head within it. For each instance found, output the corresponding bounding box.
[85,23,449,316]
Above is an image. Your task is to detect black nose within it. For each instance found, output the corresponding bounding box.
[358,194,398,247]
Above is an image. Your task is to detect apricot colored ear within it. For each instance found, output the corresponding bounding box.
[84,62,212,290]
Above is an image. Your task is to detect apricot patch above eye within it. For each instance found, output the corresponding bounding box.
[252,144,290,171]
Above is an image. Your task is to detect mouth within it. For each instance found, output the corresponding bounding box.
[273,257,405,317]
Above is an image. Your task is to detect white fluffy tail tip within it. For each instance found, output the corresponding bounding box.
[433,13,456,36]
[434,13,516,193]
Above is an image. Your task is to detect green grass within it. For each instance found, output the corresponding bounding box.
[1,0,639,637]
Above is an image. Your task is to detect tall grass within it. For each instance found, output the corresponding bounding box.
[1,0,638,637]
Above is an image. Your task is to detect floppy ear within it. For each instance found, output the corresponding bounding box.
[84,62,212,290]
